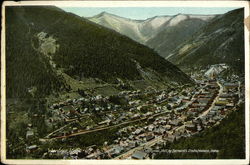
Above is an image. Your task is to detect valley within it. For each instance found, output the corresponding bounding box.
[4,6,246,160]
[6,65,245,159]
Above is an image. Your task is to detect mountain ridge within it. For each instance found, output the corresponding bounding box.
[167,8,244,74]
[88,11,216,57]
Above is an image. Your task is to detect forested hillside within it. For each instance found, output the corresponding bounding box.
[6,6,192,98]
[6,7,67,98]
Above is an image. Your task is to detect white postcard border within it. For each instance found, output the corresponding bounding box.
[1,1,249,165]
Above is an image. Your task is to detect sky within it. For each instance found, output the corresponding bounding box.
[60,7,239,20]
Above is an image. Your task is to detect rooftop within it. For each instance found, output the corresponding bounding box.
[132,150,148,159]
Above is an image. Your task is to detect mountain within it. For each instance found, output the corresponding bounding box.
[137,15,173,42]
[88,12,147,43]
[88,12,215,58]
[6,6,192,98]
[88,12,173,43]
[146,14,215,58]
[167,8,244,74]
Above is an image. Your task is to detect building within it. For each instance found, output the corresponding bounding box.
[112,145,124,155]
[165,134,176,142]
[165,125,171,130]
[187,111,198,116]
[215,101,230,106]
[185,123,196,132]
[132,150,148,159]
[145,135,154,141]
[224,83,238,90]
[26,145,38,152]
[169,119,182,126]
[26,130,34,139]
[98,119,111,126]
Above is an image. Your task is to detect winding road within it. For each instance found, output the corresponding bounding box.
[195,81,223,119]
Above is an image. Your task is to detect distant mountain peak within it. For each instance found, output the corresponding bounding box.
[94,11,109,17]
[93,11,136,22]
[88,11,217,49]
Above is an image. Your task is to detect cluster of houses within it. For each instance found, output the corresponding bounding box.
[125,79,242,159]
[183,79,219,118]
[44,85,198,139]
[41,85,200,158]
[45,94,123,132]
[123,79,241,159]
[75,99,200,159]
[36,72,244,160]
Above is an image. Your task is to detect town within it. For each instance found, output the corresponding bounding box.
[24,65,244,160]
